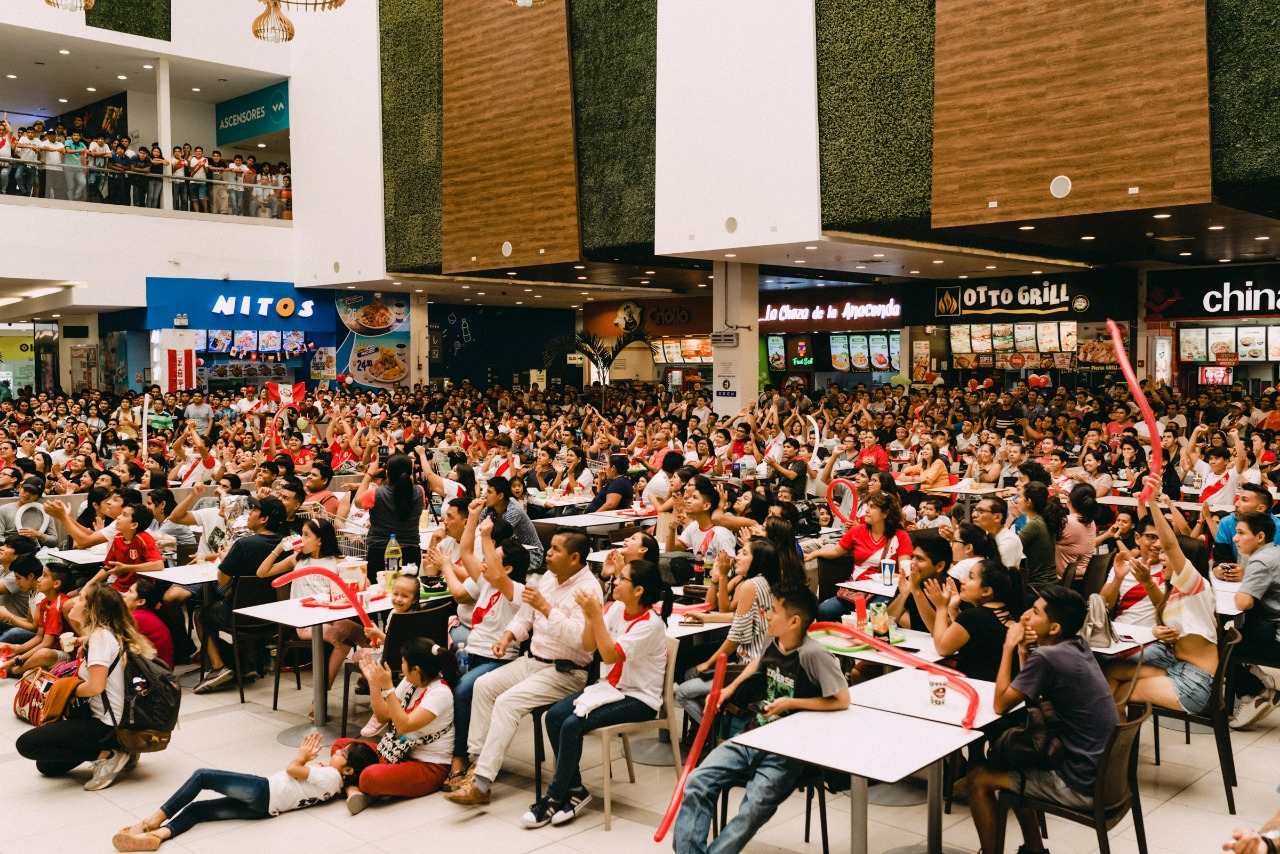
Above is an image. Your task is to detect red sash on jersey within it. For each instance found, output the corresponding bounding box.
[180,454,215,486]
[471,589,503,628]
[1117,567,1163,614]
[606,607,652,687]
[495,458,511,479]
[1201,471,1230,503]
[695,527,717,560]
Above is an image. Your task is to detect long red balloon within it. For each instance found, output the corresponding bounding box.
[271,565,375,635]
[809,621,981,729]
[827,477,859,526]
[1106,319,1161,503]
[654,652,727,843]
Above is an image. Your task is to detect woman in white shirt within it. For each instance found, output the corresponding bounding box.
[15,583,153,790]
[258,519,364,697]
[345,638,459,810]
[523,559,669,828]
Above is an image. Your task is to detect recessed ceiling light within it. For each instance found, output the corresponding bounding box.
[461,285,470,289]
[256,143,266,148]
[1179,252,1192,257]
[959,275,968,279]
[640,280,649,284]
[534,295,542,298]
[872,253,885,258]
[391,281,400,285]
[698,284,707,288]
[817,283,825,287]
[724,253,736,258]
[1153,214,1171,219]
[570,304,578,308]
[523,288,532,292]
[191,87,200,92]
[644,270,655,275]
[910,270,920,274]
[855,266,865,270]
[573,265,584,270]
[464,298,471,302]
[5,75,15,80]
[117,75,127,80]
[1032,270,1042,274]
[516,301,523,305]
[51,314,60,318]
[794,260,805,264]
[805,246,817,250]
[1018,226,1035,231]
[586,297,594,301]
[86,87,96,92]
[932,260,944,264]
[506,271,517,276]
[346,286,356,290]
[58,99,67,103]
[1220,258,1231,263]
[143,64,153,69]
[985,265,997,270]
[1209,225,1225,231]
[1258,236,1271,241]
[580,291,589,295]
[577,276,587,280]
[59,50,70,55]
[415,289,423,293]
[1081,236,1096,241]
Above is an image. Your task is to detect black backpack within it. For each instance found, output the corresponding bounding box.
[103,648,182,753]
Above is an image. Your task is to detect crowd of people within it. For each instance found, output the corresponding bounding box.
[0,115,291,217]
[0,374,1277,854]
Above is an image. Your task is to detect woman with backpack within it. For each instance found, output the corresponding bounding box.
[15,583,155,791]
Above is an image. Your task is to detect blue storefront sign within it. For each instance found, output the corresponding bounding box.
[215,82,289,147]
[143,278,336,332]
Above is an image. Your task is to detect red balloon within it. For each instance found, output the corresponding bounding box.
[826,477,859,526]
[982,378,994,388]
[967,379,979,392]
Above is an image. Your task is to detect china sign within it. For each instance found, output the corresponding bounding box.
[216,82,289,146]
[1147,266,1280,320]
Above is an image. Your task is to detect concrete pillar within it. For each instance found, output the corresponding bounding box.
[411,293,429,388]
[711,261,760,417]
[156,58,173,209]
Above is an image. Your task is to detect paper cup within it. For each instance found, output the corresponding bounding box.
[59,632,76,654]
[928,675,947,705]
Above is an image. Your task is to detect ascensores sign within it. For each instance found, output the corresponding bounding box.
[215,82,289,147]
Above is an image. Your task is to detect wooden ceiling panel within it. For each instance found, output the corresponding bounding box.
[441,0,582,273]
[932,0,1213,229]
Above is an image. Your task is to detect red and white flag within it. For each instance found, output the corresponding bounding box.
[152,329,198,392]
[164,349,195,393]
[266,381,306,405]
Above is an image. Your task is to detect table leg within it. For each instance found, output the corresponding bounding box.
[884,759,967,854]
[311,629,327,726]
[850,774,868,854]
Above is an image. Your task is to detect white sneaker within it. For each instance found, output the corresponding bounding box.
[84,750,129,791]
[1248,664,1277,694]
[1231,691,1278,730]
[359,716,385,738]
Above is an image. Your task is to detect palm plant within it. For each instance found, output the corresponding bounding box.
[544,324,656,410]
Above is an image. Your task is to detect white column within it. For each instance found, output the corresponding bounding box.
[156,57,173,210]
[711,261,760,417]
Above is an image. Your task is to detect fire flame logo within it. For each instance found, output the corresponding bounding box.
[936,287,961,317]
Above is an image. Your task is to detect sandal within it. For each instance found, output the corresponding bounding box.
[441,770,466,792]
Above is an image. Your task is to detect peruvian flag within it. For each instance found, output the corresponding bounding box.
[152,329,197,393]
[267,381,307,405]
[165,349,195,393]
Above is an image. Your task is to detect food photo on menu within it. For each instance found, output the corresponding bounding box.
[1207,327,1236,359]
[869,334,890,370]
[1180,327,1207,362]
[1036,321,1060,352]
[969,323,993,353]
[888,333,900,370]
[208,329,232,353]
[991,323,1014,351]
[1058,321,1077,352]
[767,336,786,371]
[949,325,972,354]
[1238,328,1265,361]
[849,334,870,370]
[830,335,850,371]
[1014,323,1037,352]
[1270,327,1280,361]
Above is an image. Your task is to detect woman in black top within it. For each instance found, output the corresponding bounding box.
[355,453,424,584]
[922,558,1015,681]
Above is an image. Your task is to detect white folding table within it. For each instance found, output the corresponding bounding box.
[235,595,393,744]
[732,707,981,854]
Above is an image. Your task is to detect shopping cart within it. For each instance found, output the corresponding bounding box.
[298,502,369,559]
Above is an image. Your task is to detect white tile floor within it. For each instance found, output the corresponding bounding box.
[2,664,1275,854]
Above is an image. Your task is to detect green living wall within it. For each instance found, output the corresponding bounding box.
[567,0,657,255]
[85,0,170,40]
[380,0,443,273]
[1207,0,1280,216]
[816,0,934,234]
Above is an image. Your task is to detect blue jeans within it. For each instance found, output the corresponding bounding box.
[817,595,854,624]
[673,740,805,854]
[452,654,508,760]
[161,768,272,837]
[450,623,471,670]
[64,166,86,201]
[15,164,34,195]
[544,693,655,802]
[0,626,35,645]
[676,666,713,725]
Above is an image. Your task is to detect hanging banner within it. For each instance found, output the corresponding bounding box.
[311,347,337,381]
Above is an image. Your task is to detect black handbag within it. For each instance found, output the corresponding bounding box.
[986,698,1064,770]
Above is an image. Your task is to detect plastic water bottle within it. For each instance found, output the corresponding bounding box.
[457,643,470,674]
[385,535,403,579]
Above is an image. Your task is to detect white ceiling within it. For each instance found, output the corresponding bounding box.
[0,23,286,124]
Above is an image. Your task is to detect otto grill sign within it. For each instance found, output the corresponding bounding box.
[935,282,1084,316]
[215,82,289,147]
[903,270,1137,325]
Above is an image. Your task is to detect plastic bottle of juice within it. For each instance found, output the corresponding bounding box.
[385,534,403,586]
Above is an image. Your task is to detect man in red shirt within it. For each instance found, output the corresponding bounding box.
[92,505,163,593]
[855,429,890,472]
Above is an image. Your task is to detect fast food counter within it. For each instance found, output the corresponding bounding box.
[762,330,903,391]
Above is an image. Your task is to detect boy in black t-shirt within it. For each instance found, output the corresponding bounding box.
[673,586,848,854]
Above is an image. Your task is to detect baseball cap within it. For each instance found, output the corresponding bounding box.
[20,477,45,496]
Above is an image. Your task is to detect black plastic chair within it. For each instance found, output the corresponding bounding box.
[1071,552,1115,598]
[1140,619,1242,813]
[995,703,1151,854]
[714,764,829,854]
[338,598,457,736]
[225,576,283,704]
